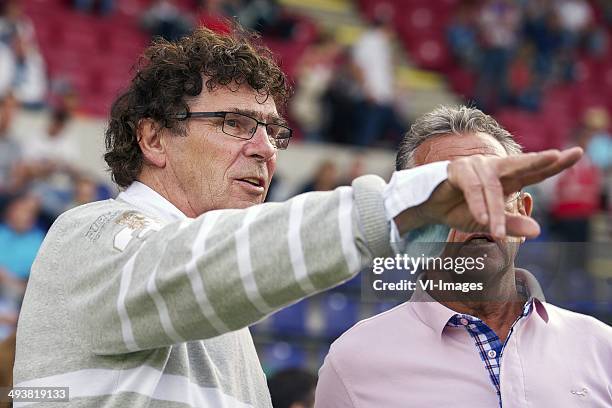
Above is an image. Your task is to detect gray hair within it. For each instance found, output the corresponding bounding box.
[395,105,523,170]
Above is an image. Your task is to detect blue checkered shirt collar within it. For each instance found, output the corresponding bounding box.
[444,276,538,406]
[409,268,548,333]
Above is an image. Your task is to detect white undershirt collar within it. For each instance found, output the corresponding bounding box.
[116,181,188,223]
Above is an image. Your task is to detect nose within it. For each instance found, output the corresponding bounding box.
[243,124,276,162]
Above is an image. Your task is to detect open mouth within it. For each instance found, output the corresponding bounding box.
[465,234,495,243]
[239,177,262,187]
[236,177,266,193]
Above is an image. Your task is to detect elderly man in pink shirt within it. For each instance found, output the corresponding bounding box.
[315,106,612,408]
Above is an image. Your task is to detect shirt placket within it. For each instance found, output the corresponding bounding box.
[449,300,533,407]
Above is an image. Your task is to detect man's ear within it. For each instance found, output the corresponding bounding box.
[519,192,533,217]
[137,119,166,169]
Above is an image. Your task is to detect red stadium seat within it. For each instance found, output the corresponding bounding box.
[78,90,117,116]
[264,39,310,79]
[115,0,152,16]
[103,27,148,55]
[405,34,451,70]
[62,30,103,53]
[173,0,198,11]
[406,7,434,31]
[496,109,550,152]
[33,21,66,51]
[100,73,132,96]
[446,67,476,99]
[45,48,87,74]
[22,0,66,9]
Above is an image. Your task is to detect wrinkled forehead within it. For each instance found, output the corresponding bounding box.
[187,82,281,123]
[414,132,508,165]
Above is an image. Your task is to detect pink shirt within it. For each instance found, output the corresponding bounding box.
[315,270,612,408]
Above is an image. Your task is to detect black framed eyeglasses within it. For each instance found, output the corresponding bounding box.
[173,111,292,150]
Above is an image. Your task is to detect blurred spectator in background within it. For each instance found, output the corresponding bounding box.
[582,20,608,58]
[0,191,42,397]
[444,0,608,114]
[352,15,393,108]
[322,48,366,145]
[582,107,612,172]
[476,0,521,111]
[554,0,592,47]
[447,2,479,70]
[47,77,78,113]
[0,41,14,97]
[21,109,80,222]
[73,0,114,15]
[0,191,41,345]
[522,1,565,83]
[0,93,21,195]
[237,0,296,40]
[297,160,338,194]
[22,108,75,166]
[291,31,340,142]
[554,0,594,80]
[10,34,47,108]
[64,175,99,211]
[268,368,316,408]
[352,13,404,146]
[141,0,194,41]
[0,191,44,283]
[549,127,603,243]
[0,1,35,46]
[508,44,541,110]
[0,0,47,108]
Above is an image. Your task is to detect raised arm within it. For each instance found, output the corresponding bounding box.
[54,148,580,355]
[62,176,392,355]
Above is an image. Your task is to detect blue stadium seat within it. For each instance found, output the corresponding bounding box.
[322,292,359,338]
[338,273,361,290]
[270,300,308,335]
[263,342,306,373]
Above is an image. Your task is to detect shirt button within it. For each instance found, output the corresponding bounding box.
[460,318,469,326]
[487,350,497,359]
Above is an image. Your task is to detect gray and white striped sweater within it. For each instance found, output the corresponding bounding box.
[13,175,394,407]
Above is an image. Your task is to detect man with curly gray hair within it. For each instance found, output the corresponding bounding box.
[14,25,581,408]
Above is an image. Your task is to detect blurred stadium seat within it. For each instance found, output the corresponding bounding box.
[322,292,359,338]
[270,300,309,336]
[263,342,306,372]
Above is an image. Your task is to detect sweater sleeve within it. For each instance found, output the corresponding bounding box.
[57,175,392,355]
